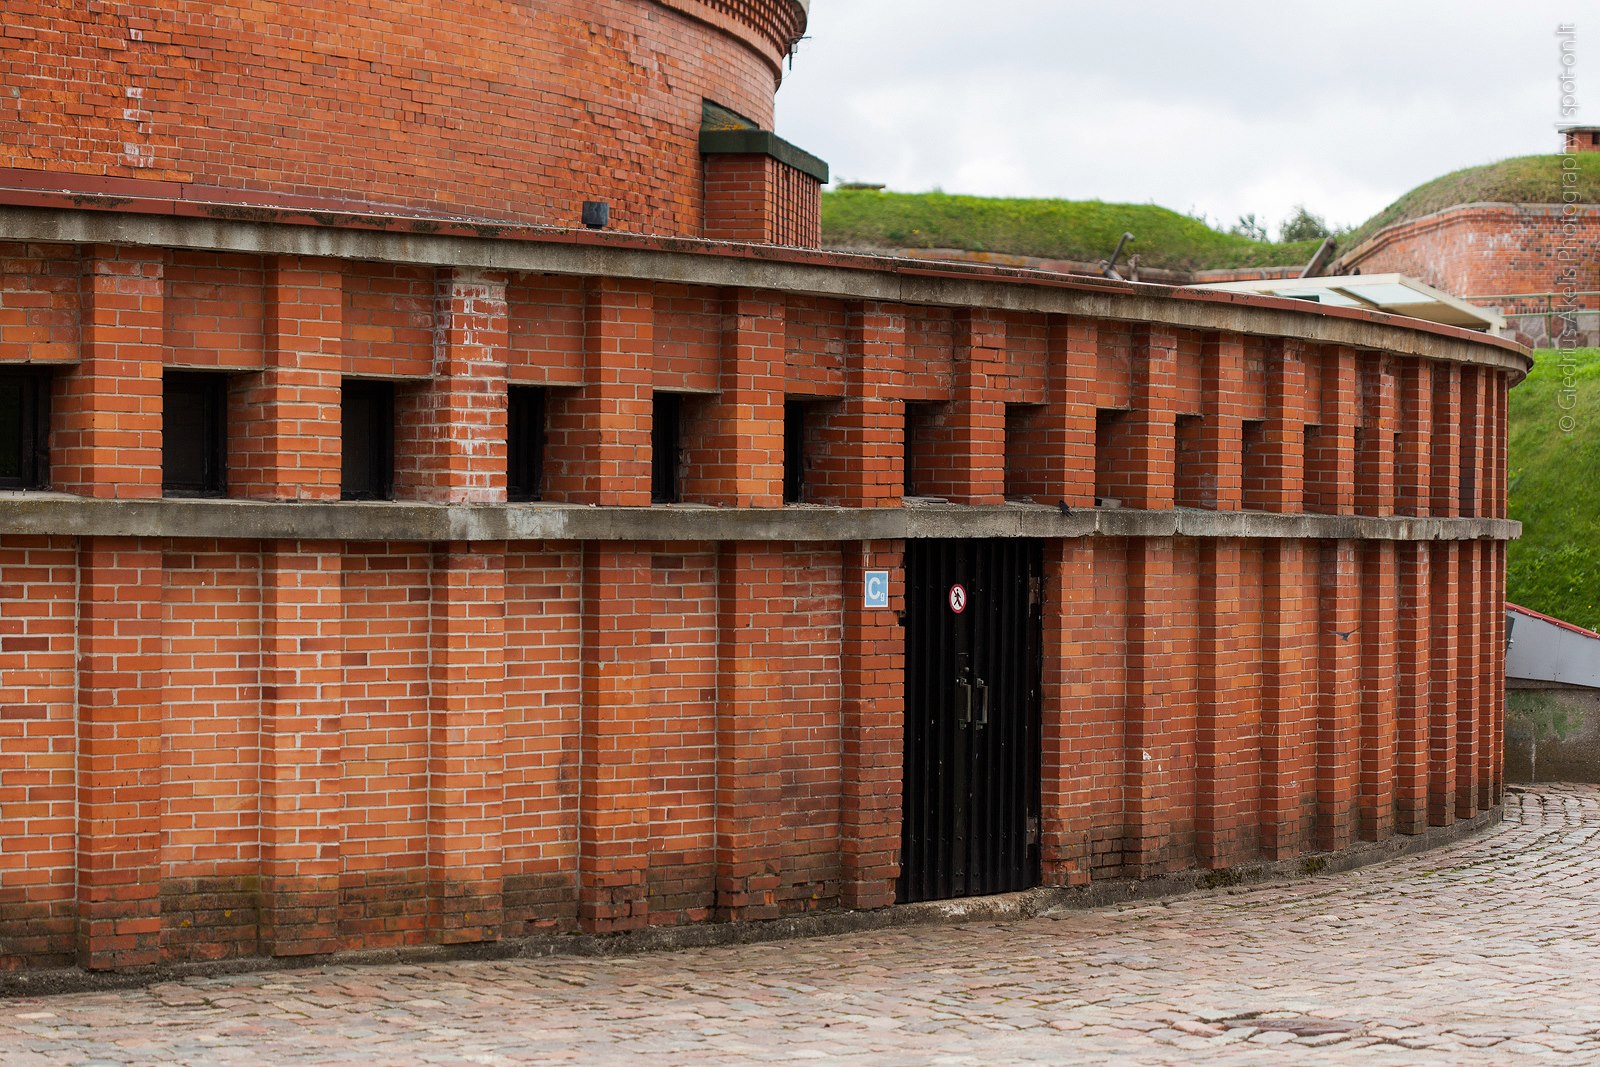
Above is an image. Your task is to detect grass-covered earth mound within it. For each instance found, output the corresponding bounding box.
[1508,347,1600,631]
[821,154,1600,274]
[820,190,1322,272]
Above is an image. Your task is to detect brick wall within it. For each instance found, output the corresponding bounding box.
[703,154,823,248]
[1564,129,1600,153]
[0,0,803,238]
[0,232,1518,973]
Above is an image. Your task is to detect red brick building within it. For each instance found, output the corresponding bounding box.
[0,1,1523,974]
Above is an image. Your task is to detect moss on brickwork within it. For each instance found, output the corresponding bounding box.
[1507,346,1600,631]
[819,189,1323,271]
[1341,154,1600,253]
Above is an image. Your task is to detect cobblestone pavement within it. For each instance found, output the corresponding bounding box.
[6,785,1600,1066]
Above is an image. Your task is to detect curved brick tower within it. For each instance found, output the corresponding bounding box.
[0,0,823,241]
[0,1,1523,977]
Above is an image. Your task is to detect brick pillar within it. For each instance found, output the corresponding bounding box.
[702,155,774,243]
[1359,541,1397,841]
[1196,539,1252,867]
[1479,368,1498,520]
[839,540,904,908]
[233,257,343,501]
[426,542,507,943]
[702,153,824,249]
[812,303,904,507]
[1246,338,1306,513]
[1260,540,1314,857]
[1454,543,1481,820]
[1197,334,1244,510]
[1032,316,1098,508]
[546,279,653,506]
[1394,542,1431,834]
[54,248,164,498]
[1315,540,1361,852]
[1484,543,1497,799]
[714,543,784,920]
[259,543,344,957]
[695,292,783,508]
[1307,345,1356,515]
[1493,374,1509,519]
[397,269,508,504]
[1478,543,1498,810]
[1456,367,1482,518]
[1122,327,1177,510]
[1428,541,1459,824]
[1123,538,1180,875]
[75,539,163,970]
[578,546,652,931]
[1429,363,1461,517]
[1394,359,1432,517]
[1040,537,1098,885]
[940,309,1006,505]
[1356,356,1397,516]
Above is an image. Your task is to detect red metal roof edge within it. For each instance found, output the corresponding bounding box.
[1506,602,1600,640]
[0,168,1532,365]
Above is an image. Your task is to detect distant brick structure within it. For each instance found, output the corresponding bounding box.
[1562,126,1600,153]
[1337,204,1600,348]
[0,0,1522,975]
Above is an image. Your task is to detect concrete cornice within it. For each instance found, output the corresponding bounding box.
[699,129,830,183]
[0,204,1532,381]
[0,496,1521,544]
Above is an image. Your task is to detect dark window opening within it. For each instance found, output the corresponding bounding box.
[0,366,50,491]
[1003,403,1043,501]
[162,370,228,497]
[652,391,682,503]
[1302,423,1324,511]
[341,378,395,501]
[1241,418,1267,508]
[508,385,547,502]
[1242,419,1267,454]
[1174,413,1205,508]
[784,398,812,504]
[903,401,941,498]
[1093,408,1128,506]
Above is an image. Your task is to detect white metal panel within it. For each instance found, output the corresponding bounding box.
[1506,610,1600,689]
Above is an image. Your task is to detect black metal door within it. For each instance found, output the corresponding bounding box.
[899,539,1043,903]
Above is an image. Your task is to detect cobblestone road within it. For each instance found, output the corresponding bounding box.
[6,785,1600,1066]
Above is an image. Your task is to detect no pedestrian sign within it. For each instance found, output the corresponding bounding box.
[948,583,967,614]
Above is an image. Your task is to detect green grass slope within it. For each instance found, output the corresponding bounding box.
[821,154,1600,273]
[820,190,1323,272]
[1340,153,1600,253]
[1507,347,1600,631]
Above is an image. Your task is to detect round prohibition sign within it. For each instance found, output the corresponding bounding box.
[948,583,968,614]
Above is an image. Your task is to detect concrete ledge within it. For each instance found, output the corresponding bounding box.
[0,495,1521,544]
[700,128,830,183]
[0,803,1502,999]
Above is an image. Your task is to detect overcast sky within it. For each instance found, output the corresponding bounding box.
[773,2,1587,239]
